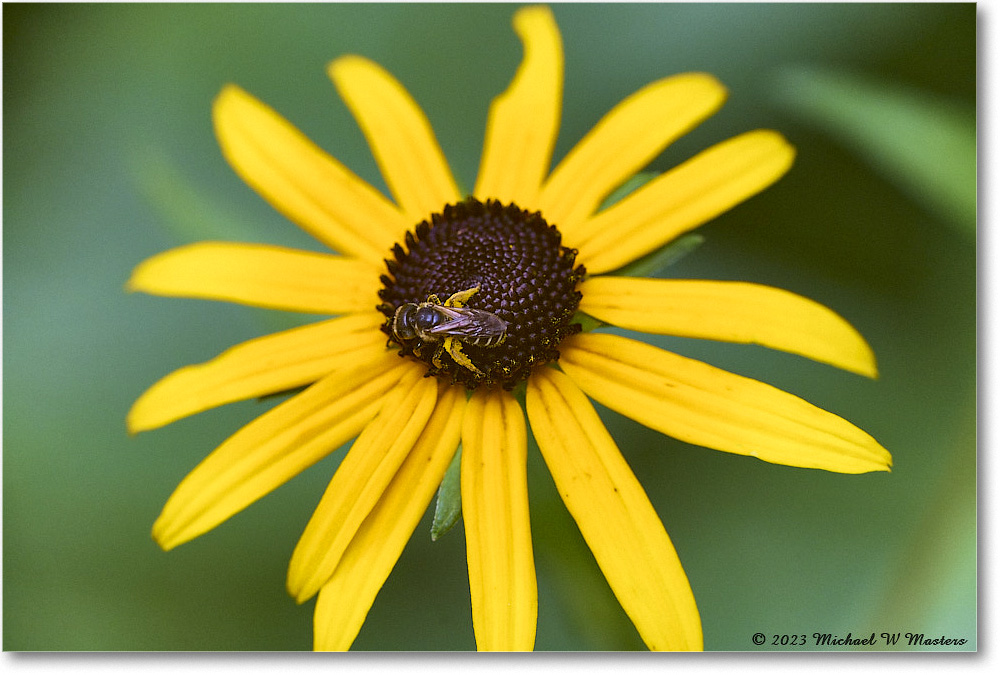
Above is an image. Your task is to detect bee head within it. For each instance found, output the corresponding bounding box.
[391,303,420,341]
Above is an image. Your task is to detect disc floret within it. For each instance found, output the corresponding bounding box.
[378,197,586,389]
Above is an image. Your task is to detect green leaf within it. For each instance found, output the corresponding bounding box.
[775,66,976,235]
[132,147,267,244]
[508,379,528,409]
[599,171,659,211]
[570,311,608,334]
[256,385,308,404]
[430,444,463,541]
[133,147,318,333]
[609,233,705,278]
[595,171,707,279]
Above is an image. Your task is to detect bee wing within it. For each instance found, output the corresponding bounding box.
[426,307,508,338]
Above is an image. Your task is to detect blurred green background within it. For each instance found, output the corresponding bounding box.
[3,2,976,651]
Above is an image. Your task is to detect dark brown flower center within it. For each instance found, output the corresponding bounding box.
[378,197,586,390]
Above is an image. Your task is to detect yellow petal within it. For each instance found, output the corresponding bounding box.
[573,130,796,274]
[559,333,891,473]
[128,313,388,433]
[526,367,702,651]
[462,389,536,651]
[152,356,411,551]
[313,382,466,651]
[329,55,461,224]
[538,73,726,235]
[287,368,439,603]
[127,242,380,314]
[474,6,562,206]
[213,85,406,262]
[578,277,877,378]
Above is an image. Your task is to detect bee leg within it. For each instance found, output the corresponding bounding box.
[444,286,480,308]
[410,340,427,359]
[444,336,484,376]
[431,342,447,371]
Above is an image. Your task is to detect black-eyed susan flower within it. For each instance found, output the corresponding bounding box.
[128,6,891,652]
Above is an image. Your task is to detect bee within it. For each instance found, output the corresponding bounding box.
[392,286,508,376]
